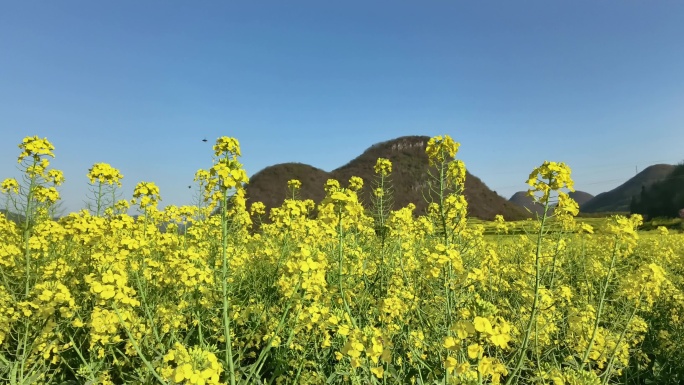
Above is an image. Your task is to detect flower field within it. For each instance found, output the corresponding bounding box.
[1,135,683,385]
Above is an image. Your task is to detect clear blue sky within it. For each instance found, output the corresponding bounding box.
[1,1,683,213]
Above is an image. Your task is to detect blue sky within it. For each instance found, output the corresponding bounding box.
[1,1,683,213]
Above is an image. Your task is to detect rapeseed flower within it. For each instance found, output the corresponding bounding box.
[426,135,460,165]
[87,163,123,186]
[374,158,392,176]
[1,178,19,194]
[18,135,55,162]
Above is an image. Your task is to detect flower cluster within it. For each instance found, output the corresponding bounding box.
[87,163,123,186]
[0,134,681,385]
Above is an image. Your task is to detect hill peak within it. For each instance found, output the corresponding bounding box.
[580,164,675,213]
[246,135,530,220]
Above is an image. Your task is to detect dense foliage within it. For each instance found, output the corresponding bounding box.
[1,135,683,385]
[630,163,684,219]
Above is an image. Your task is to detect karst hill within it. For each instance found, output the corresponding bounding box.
[246,136,530,221]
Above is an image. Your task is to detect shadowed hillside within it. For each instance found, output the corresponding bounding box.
[570,191,594,206]
[509,191,544,217]
[631,162,684,219]
[246,163,329,211]
[0,209,24,224]
[580,164,675,213]
[246,136,531,220]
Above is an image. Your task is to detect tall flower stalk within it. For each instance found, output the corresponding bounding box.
[208,137,249,385]
[506,161,576,385]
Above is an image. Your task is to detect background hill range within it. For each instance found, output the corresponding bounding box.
[509,191,595,218]
[507,164,682,216]
[248,136,683,220]
[2,136,679,222]
[246,136,530,220]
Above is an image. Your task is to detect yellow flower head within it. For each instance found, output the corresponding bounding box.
[467,343,484,360]
[213,136,241,158]
[47,169,65,186]
[473,316,493,335]
[579,222,594,234]
[287,179,302,191]
[527,161,574,203]
[18,136,55,163]
[87,163,123,187]
[607,214,642,243]
[132,181,162,208]
[1,178,19,194]
[209,161,249,190]
[250,201,266,216]
[426,135,460,166]
[348,176,363,192]
[556,192,579,217]
[447,159,467,187]
[374,158,393,176]
[34,186,60,204]
[162,343,224,385]
[324,179,341,194]
[194,169,211,182]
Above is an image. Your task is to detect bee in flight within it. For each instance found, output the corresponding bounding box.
[202,138,208,143]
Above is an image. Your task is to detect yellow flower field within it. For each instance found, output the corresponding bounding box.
[1,135,683,385]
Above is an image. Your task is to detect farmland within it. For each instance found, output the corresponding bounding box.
[1,135,683,384]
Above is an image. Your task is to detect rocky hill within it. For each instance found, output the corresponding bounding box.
[246,136,530,220]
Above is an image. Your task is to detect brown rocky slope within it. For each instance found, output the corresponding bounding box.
[246,136,530,221]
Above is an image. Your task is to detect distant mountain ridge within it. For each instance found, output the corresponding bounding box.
[630,163,684,218]
[580,164,676,213]
[246,136,530,220]
[509,191,594,217]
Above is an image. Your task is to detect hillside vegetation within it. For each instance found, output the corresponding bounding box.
[246,136,530,220]
[631,162,684,219]
[580,164,675,213]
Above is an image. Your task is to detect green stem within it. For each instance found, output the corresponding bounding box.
[337,207,357,328]
[580,239,620,369]
[505,198,550,385]
[113,305,168,384]
[221,190,237,385]
[96,182,103,216]
[23,161,38,298]
[601,291,644,385]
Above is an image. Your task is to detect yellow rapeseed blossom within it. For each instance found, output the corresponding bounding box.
[213,136,241,157]
[161,343,224,385]
[374,158,392,176]
[348,176,363,192]
[426,135,460,165]
[467,343,484,359]
[87,163,123,186]
[250,201,266,216]
[1,134,681,385]
[33,186,60,204]
[287,179,302,190]
[132,181,161,208]
[46,169,65,186]
[18,135,55,162]
[1,178,19,194]
[527,161,574,203]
